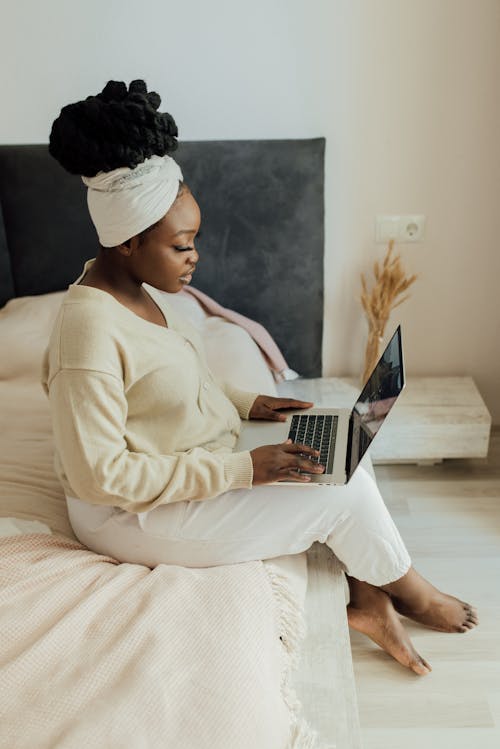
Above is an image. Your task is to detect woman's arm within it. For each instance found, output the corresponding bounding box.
[48,368,253,513]
[213,378,260,420]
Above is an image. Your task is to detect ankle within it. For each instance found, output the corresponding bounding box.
[381,567,435,613]
[346,577,379,608]
[390,590,432,615]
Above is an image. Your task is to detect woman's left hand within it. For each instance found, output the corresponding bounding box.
[248,395,314,421]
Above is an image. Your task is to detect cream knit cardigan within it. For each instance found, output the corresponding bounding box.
[41,268,260,513]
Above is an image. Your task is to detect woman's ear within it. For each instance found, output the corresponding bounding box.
[117,234,140,256]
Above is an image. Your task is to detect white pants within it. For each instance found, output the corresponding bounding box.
[65,463,411,587]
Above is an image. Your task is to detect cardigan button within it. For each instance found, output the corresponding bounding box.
[203,382,209,390]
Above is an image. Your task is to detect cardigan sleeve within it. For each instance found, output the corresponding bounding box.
[215,380,260,420]
[47,368,254,513]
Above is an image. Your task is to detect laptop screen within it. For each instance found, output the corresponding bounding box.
[345,325,405,481]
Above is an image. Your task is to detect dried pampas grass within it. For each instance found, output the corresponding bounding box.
[360,239,417,385]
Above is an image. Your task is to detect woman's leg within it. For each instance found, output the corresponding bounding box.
[341,567,479,677]
[67,464,411,580]
[345,575,432,675]
[67,465,427,671]
[313,466,479,642]
[66,461,477,676]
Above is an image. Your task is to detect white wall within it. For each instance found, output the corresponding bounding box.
[1,0,499,423]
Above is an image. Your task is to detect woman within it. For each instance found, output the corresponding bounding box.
[42,79,478,677]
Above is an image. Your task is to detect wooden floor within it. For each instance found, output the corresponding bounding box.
[350,426,500,748]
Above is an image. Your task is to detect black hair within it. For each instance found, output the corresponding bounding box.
[48,79,179,177]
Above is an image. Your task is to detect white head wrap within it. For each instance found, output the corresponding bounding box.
[81,154,184,247]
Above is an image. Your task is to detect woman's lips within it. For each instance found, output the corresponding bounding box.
[179,266,196,282]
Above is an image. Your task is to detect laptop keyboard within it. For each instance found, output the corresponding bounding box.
[287,414,338,475]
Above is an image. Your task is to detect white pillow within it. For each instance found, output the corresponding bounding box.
[157,291,278,393]
[203,317,277,395]
[159,289,210,329]
[0,291,66,381]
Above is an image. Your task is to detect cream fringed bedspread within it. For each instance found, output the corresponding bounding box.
[0,533,330,749]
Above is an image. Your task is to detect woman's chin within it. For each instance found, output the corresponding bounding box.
[155,280,185,294]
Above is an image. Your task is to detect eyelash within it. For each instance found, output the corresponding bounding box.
[174,231,201,251]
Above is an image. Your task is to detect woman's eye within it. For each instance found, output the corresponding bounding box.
[174,231,201,252]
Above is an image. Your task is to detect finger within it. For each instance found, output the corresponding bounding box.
[275,399,314,410]
[295,458,325,474]
[279,469,312,483]
[282,452,325,473]
[283,440,320,457]
[265,408,288,422]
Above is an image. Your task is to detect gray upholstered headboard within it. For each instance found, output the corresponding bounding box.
[0,139,324,377]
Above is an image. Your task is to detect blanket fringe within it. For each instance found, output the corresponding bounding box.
[264,565,336,749]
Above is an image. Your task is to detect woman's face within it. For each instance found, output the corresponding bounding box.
[126,189,202,293]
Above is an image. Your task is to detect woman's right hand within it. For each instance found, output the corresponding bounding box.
[250,439,326,485]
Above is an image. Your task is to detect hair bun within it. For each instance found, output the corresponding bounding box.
[49,79,179,177]
[95,80,129,103]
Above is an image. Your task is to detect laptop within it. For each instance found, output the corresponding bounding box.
[234,325,405,485]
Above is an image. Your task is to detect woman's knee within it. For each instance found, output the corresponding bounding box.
[290,467,385,530]
[340,465,388,518]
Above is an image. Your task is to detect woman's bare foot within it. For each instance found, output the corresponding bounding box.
[380,567,479,633]
[346,577,432,676]
[391,590,479,633]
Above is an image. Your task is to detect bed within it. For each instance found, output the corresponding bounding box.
[0,138,355,749]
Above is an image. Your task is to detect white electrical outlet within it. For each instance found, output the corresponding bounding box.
[375,215,426,243]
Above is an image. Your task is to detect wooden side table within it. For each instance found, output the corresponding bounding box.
[276,375,492,466]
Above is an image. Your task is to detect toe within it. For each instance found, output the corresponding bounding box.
[420,656,432,672]
[466,604,479,616]
[461,601,478,616]
[411,657,431,675]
